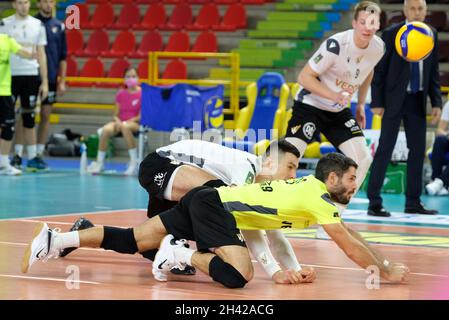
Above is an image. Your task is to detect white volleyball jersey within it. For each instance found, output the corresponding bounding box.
[156,140,262,186]
[2,15,47,76]
[295,29,384,112]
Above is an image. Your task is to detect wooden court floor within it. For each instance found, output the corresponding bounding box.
[1,210,449,300]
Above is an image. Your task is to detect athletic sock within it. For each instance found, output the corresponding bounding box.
[128,148,137,163]
[27,145,37,160]
[37,144,45,156]
[0,155,9,167]
[15,145,23,157]
[54,231,80,250]
[97,151,106,163]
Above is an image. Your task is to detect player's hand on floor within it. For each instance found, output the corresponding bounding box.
[385,263,410,283]
[272,267,315,284]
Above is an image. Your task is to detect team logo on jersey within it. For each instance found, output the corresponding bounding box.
[344,119,357,128]
[290,125,301,135]
[52,26,59,34]
[356,56,364,64]
[154,172,167,187]
[314,53,323,64]
[326,39,340,55]
[302,122,316,140]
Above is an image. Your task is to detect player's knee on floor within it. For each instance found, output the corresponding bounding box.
[101,227,138,254]
[0,122,15,141]
[209,256,249,289]
[22,111,36,129]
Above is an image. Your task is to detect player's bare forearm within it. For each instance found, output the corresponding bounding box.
[298,65,336,101]
[59,60,67,83]
[344,223,387,264]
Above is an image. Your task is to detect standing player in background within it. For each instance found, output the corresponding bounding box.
[33,0,67,168]
[284,1,384,236]
[3,0,49,172]
[367,0,442,216]
[0,31,36,175]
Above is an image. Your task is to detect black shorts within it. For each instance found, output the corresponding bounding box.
[0,96,15,127]
[11,76,40,110]
[41,83,57,106]
[286,101,364,147]
[138,152,183,217]
[159,186,246,251]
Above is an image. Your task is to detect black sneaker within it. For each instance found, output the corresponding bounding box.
[170,265,196,276]
[10,155,22,169]
[367,206,391,217]
[60,217,95,257]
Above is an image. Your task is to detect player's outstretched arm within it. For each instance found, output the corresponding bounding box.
[241,230,315,284]
[323,223,409,283]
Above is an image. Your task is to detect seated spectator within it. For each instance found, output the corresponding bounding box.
[88,67,141,176]
[425,100,449,195]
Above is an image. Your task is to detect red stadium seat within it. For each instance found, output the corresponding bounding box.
[72,58,104,87]
[110,0,133,3]
[102,31,136,58]
[241,0,265,4]
[85,3,114,29]
[98,58,131,88]
[162,3,193,30]
[66,56,78,77]
[137,59,149,79]
[162,59,187,79]
[111,3,141,30]
[130,30,163,59]
[187,0,210,3]
[134,3,166,30]
[213,0,238,4]
[73,3,89,29]
[78,29,109,57]
[213,4,247,31]
[191,31,217,53]
[186,3,220,31]
[165,31,190,52]
[66,29,84,56]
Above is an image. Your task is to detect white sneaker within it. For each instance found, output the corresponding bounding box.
[315,225,331,240]
[124,161,137,176]
[425,178,444,196]
[437,187,449,196]
[87,161,104,174]
[152,234,188,282]
[0,165,22,176]
[21,223,61,273]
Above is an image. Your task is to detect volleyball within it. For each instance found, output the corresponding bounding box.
[395,21,434,62]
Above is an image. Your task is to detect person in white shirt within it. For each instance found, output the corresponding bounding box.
[425,100,449,196]
[62,139,316,285]
[284,1,384,236]
[2,0,49,172]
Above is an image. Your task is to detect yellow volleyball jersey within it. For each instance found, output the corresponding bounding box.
[217,175,341,230]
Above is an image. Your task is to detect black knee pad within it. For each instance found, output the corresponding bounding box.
[0,122,15,141]
[141,249,157,261]
[22,112,36,129]
[101,227,138,254]
[209,256,248,289]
